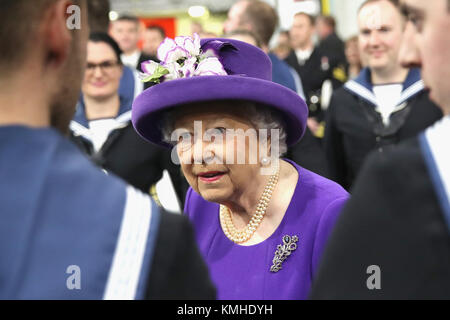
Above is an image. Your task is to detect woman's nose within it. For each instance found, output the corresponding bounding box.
[93,66,104,78]
[191,135,206,164]
[191,136,219,165]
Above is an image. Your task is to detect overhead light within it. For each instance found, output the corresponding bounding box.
[188,6,207,18]
[109,11,119,21]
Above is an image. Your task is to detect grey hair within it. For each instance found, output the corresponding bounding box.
[161,100,288,158]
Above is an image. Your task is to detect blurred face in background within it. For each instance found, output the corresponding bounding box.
[224,1,248,34]
[226,33,259,47]
[290,14,315,49]
[399,0,450,111]
[277,31,291,47]
[142,28,165,56]
[110,20,140,54]
[345,37,362,66]
[358,0,405,73]
[82,41,123,101]
[316,17,332,40]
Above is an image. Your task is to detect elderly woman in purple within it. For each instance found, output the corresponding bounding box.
[132,34,349,300]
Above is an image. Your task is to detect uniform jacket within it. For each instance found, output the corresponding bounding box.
[324,68,443,190]
[0,125,215,299]
[70,98,189,207]
[285,47,344,120]
[311,116,450,299]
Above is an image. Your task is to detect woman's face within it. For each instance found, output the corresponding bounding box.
[82,41,123,100]
[345,39,361,66]
[173,102,266,204]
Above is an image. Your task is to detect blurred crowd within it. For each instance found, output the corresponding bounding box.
[81,0,442,207]
[1,0,449,300]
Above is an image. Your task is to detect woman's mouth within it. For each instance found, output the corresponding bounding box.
[197,171,226,183]
[92,82,107,88]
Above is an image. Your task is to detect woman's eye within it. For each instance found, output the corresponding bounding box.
[204,127,226,142]
[213,127,226,134]
[179,132,192,141]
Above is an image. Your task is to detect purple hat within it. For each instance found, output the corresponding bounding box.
[132,36,308,148]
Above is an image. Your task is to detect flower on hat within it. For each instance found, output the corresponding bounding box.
[140,33,227,84]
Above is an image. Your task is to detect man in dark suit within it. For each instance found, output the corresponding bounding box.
[285,12,332,121]
[110,14,156,72]
[0,0,215,300]
[310,0,450,299]
[110,14,158,95]
[316,15,348,89]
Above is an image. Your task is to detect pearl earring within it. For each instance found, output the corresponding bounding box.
[261,157,271,166]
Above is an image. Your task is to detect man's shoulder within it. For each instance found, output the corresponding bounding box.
[269,53,290,70]
[328,85,360,112]
[268,53,297,91]
[349,136,440,215]
[146,209,217,299]
[361,137,424,178]
[332,84,357,99]
[310,135,450,299]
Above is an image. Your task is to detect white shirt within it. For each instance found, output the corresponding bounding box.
[89,118,118,152]
[424,115,450,213]
[121,51,145,98]
[295,48,313,65]
[121,50,141,70]
[373,83,403,126]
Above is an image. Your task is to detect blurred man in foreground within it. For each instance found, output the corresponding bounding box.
[311,0,450,299]
[0,0,215,299]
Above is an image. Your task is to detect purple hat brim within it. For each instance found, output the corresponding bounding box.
[132,75,308,148]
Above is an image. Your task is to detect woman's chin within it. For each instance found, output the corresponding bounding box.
[198,188,230,204]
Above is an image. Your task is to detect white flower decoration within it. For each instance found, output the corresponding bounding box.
[141,60,160,75]
[157,37,190,64]
[163,62,182,81]
[179,57,198,78]
[141,33,228,84]
[195,57,227,76]
[175,33,201,57]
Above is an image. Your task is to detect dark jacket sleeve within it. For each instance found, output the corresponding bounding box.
[309,139,450,299]
[324,92,348,189]
[286,127,328,178]
[145,211,217,300]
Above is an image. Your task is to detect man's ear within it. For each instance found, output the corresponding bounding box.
[41,0,75,68]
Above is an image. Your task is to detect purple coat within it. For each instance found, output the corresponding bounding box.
[184,160,349,300]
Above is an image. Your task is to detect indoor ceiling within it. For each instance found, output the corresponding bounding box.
[109,0,238,14]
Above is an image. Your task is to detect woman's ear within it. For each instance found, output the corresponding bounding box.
[259,135,272,166]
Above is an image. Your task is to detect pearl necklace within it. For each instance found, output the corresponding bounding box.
[220,166,280,244]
